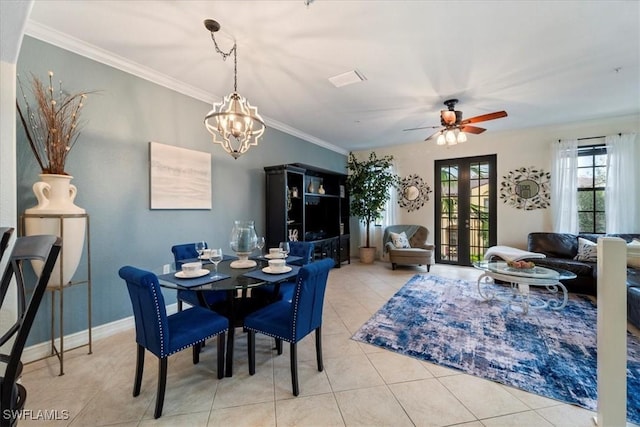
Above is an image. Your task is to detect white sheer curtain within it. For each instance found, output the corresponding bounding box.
[551,139,579,233]
[605,133,638,233]
[378,166,398,259]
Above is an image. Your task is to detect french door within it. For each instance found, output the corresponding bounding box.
[435,155,497,266]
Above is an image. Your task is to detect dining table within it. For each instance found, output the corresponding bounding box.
[156,254,302,377]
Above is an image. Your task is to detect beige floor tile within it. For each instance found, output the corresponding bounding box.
[275,393,344,427]
[273,353,333,399]
[500,384,564,409]
[389,378,477,427]
[321,330,366,359]
[208,401,275,427]
[324,353,384,392]
[335,385,414,426]
[354,340,388,355]
[421,361,463,378]
[139,410,210,427]
[213,367,275,409]
[438,374,529,419]
[535,404,599,427]
[366,350,433,383]
[141,362,220,419]
[481,410,554,426]
[68,379,153,426]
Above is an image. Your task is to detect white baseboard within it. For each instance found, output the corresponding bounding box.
[22,303,178,363]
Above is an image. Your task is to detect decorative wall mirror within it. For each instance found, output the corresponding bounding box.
[397,174,432,212]
[499,167,551,210]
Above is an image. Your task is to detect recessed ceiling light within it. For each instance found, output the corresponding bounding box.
[328,70,367,88]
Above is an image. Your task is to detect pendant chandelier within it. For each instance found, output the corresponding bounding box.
[204,19,265,159]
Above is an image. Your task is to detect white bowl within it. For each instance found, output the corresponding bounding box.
[182,261,202,277]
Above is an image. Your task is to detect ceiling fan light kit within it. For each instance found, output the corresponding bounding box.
[437,128,467,146]
[405,98,507,146]
[203,19,265,159]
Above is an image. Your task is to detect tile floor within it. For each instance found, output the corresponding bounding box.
[19,261,639,426]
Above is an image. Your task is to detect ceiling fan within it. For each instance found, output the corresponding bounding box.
[404,99,507,145]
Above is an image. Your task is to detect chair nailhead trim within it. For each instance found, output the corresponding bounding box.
[150,285,167,358]
[166,331,226,357]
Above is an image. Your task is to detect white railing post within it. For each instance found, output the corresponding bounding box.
[596,237,627,426]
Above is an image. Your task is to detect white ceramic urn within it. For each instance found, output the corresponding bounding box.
[24,174,87,287]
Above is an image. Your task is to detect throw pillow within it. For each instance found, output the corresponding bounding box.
[574,237,598,262]
[390,231,410,248]
[628,239,640,269]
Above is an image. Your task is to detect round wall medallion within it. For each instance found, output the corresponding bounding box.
[499,167,551,210]
[397,174,432,212]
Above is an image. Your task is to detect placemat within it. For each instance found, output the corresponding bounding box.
[243,265,300,282]
[157,272,230,288]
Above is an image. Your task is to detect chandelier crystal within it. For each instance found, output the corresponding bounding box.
[204,19,265,159]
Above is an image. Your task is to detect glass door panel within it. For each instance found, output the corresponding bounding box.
[435,155,496,266]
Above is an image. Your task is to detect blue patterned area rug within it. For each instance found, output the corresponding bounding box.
[352,274,640,424]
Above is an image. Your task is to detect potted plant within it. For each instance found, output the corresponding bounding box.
[346,152,399,264]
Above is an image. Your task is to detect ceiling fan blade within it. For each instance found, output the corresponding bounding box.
[424,129,442,141]
[460,111,507,125]
[403,125,440,132]
[460,125,486,134]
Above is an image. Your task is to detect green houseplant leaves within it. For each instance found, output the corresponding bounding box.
[346,152,399,248]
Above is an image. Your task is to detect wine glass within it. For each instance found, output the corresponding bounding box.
[256,236,265,256]
[209,248,223,279]
[279,241,290,258]
[195,241,206,259]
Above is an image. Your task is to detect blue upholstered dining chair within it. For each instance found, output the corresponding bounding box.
[244,257,334,396]
[1,235,61,427]
[118,266,228,419]
[253,241,315,302]
[171,243,227,310]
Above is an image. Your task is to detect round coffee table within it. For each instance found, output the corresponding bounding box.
[473,261,577,314]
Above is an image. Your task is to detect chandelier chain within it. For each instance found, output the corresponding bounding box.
[204,18,265,159]
[210,32,238,93]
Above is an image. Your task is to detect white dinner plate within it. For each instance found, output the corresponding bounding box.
[262,266,292,274]
[265,253,286,259]
[175,269,209,279]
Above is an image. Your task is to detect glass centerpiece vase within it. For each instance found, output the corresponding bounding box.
[229,220,257,268]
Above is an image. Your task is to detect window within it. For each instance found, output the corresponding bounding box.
[577,144,606,233]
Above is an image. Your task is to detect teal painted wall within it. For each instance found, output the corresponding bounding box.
[17,36,347,345]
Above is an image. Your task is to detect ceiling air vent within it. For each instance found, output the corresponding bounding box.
[328,70,367,88]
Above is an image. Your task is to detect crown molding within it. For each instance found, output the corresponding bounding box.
[24,21,347,156]
[24,21,213,102]
[262,117,348,155]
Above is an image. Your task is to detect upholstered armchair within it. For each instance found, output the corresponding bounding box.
[383,225,434,272]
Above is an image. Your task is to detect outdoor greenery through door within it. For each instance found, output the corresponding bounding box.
[435,155,497,266]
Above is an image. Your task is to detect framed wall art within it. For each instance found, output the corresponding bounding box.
[499,166,551,210]
[397,173,433,212]
[149,141,212,209]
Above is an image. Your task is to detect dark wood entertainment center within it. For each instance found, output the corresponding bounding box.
[264,163,350,266]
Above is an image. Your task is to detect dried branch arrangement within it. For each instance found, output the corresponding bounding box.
[16,71,95,175]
